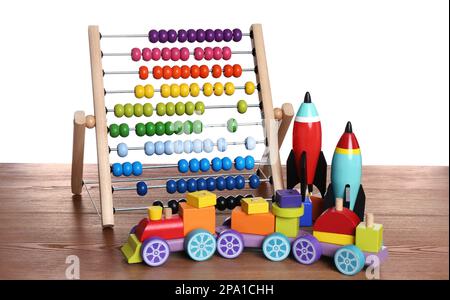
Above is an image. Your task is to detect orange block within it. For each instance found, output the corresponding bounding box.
[310,195,325,221]
[179,202,215,235]
[231,207,275,235]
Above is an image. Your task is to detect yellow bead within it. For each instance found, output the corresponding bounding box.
[190,83,200,97]
[213,82,224,96]
[160,84,170,98]
[170,84,180,98]
[134,85,145,98]
[180,83,189,97]
[203,83,213,96]
[224,82,235,96]
[144,84,154,98]
[245,81,256,95]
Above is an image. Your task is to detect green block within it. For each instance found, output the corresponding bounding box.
[120,234,143,264]
[355,223,383,253]
[275,216,299,238]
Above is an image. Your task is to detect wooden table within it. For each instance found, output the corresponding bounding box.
[0,164,447,279]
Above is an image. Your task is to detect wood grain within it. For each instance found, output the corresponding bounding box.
[0,164,448,279]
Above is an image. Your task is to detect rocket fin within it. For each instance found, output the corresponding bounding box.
[286,150,299,189]
[353,185,366,221]
[299,152,307,201]
[313,151,327,197]
[323,183,335,210]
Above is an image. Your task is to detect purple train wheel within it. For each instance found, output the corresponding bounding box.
[292,235,322,265]
[141,237,170,267]
[217,230,244,259]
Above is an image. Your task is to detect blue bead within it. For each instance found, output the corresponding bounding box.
[187,178,197,192]
[217,138,227,152]
[226,176,235,190]
[245,155,255,169]
[132,161,143,176]
[122,162,133,176]
[136,181,148,196]
[203,139,214,153]
[235,175,245,189]
[197,178,207,191]
[155,141,164,155]
[189,158,200,172]
[111,163,122,177]
[216,176,226,191]
[249,174,260,189]
[144,141,155,156]
[173,140,183,154]
[222,157,232,171]
[234,156,245,170]
[193,139,203,153]
[178,159,189,173]
[206,177,216,191]
[177,179,187,193]
[117,143,128,157]
[166,179,177,194]
[199,158,210,172]
[184,140,193,154]
[164,141,174,155]
[245,136,256,150]
[211,157,222,172]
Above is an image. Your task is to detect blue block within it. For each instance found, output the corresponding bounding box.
[300,197,313,227]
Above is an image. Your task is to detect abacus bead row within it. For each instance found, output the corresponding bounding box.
[178,156,255,173]
[111,161,143,177]
[131,46,232,62]
[147,29,242,43]
[139,64,243,80]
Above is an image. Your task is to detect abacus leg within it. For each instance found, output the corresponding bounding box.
[71,111,86,195]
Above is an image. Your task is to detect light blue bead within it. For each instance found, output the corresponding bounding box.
[122,162,132,176]
[217,138,227,152]
[222,157,232,171]
[155,141,165,155]
[211,157,222,172]
[164,140,174,155]
[111,163,122,177]
[132,161,143,176]
[184,140,193,154]
[199,158,210,172]
[144,141,155,156]
[193,139,203,153]
[203,139,214,153]
[189,158,200,172]
[117,143,128,157]
[178,159,189,173]
[245,155,255,169]
[234,156,245,170]
[173,140,184,154]
[245,136,256,150]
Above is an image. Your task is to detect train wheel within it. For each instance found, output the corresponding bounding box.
[334,245,365,275]
[262,233,290,262]
[185,229,216,261]
[292,235,322,265]
[217,230,244,259]
[141,237,170,267]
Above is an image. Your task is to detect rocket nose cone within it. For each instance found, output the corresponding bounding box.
[304,92,311,103]
[345,121,353,133]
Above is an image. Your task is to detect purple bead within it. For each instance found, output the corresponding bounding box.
[196,29,206,42]
[205,29,214,42]
[167,29,177,43]
[232,28,242,42]
[178,29,188,42]
[159,29,168,43]
[214,29,223,42]
[148,30,158,43]
[223,29,233,42]
[187,29,196,43]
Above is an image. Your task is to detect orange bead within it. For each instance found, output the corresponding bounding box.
[233,64,242,77]
[199,65,210,79]
[172,66,181,79]
[212,65,222,78]
[139,66,149,80]
[181,65,190,79]
[153,66,163,79]
[163,66,172,79]
[190,65,200,79]
[223,64,233,78]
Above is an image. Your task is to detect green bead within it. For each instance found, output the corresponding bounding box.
[119,123,129,137]
[237,100,248,114]
[195,101,205,115]
[155,121,165,136]
[166,102,175,116]
[173,121,183,134]
[185,101,195,116]
[193,120,203,134]
[135,123,146,136]
[109,124,120,138]
[124,103,134,118]
[156,103,166,116]
[145,122,155,136]
[165,121,174,135]
[134,103,143,117]
[175,102,185,116]
[143,103,153,117]
[183,120,193,134]
[227,118,238,133]
[114,104,124,118]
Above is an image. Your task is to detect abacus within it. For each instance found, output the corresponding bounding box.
[71,24,294,228]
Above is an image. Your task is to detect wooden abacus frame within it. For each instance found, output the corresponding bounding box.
[71,24,294,228]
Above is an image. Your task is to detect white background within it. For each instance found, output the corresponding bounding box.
[0,0,448,165]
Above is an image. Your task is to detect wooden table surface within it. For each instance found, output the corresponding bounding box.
[0,164,448,280]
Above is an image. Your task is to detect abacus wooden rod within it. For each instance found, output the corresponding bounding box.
[100,33,251,38]
[71,111,86,195]
[103,68,255,76]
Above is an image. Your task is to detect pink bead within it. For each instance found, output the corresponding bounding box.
[204,47,213,61]
[152,48,161,61]
[131,48,141,62]
[222,46,232,60]
[161,47,171,61]
[213,47,222,60]
[171,47,181,61]
[194,47,204,60]
[142,48,152,61]
[180,47,190,61]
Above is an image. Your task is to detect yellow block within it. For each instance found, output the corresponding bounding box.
[120,234,143,264]
[271,203,304,218]
[313,231,354,246]
[241,197,269,214]
[186,191,217,208]
[356,222,383,253]
[148,206,162,221]
[275,217,299,238]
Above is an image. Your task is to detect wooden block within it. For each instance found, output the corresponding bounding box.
[120,234,143,264]
[299,197,313,227]
[179,202,215,235]
[186,191,217,208]
[148,206,162,221]
[275,189,302,208]
[241,197,269,214]
[231,206,275,235]
[135,216,184,242]
[313,231,355,246]
[163,207,172,219]
[313,206,360,236]
[275,216,299,238]
[310,195,325,221]
[271,203,304,218]
[355,222,384,253]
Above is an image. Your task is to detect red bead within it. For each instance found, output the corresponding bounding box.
[213,47,222,60]
[139,66,149,80]
[233,64,242,77]
[190,65,200,78]
[212,65,222,78]
[223,65,233,78]
[181,66,190,79]
[153,66,163,79]
[172,66,181,79]
[199,65,210,78]
[163,66,172,79]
